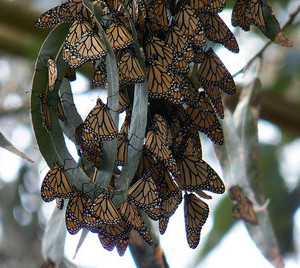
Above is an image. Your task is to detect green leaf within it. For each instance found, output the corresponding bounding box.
[41,207,66,263]
[31,24,110,198]
[0,132,33,163]
[59,78,83,143]
[115,81,149,206]
[215,78,285,268]
[262,0,292,47]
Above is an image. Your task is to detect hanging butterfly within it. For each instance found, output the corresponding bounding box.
[120,200,154,245]
[184,193,209,249]
[84,193,122,227]
[229,185,259,224]
[118,91,130,113]
[146,59,175,99]
[185,91,224,145]
[128,171,158,211]
[56,97,66,121]
[165,25,189,53]
[41,161,74,202]
[47,58,58,91]
[39,92,52,131]
[176,149,225,194]
[115,114,130,166]
[82,98,117,141]
[63,21,107,68]
[65,190,87,234]
[75,123,103,168]
[189,0,225,14]
[246,0,266,32]
[35,0,90,28]
[175,5,200,38]
[97,219,132,256]
[118,50,146,84]
[196,48,236,94]
[145,0,171,29]
[106,19,133,50]
[92,60,107,87]
[232,0,250,31]
[145,36,176,68]
[199,13,239,53]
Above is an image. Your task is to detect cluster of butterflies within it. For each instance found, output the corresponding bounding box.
[36,0,262,256]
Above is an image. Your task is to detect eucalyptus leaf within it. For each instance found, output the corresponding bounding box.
[41,207,66,263]
[0,132,33,163]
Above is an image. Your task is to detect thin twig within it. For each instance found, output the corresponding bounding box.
[233,4,300,77]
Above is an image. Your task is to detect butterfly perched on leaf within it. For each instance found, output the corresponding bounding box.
[35,0,90,28]
[65,190,87,234]
[229,185,259,224]
[82,98,117,141]
[41,161,74,202]
[38,92,52,131]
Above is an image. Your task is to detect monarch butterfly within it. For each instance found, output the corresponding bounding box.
[97,219,132,256]
[98,233,117,251]
[145,128,173,163]
[232,0,250,31]
[167,73,189,104]
[169,58,190,75]
[180,45,194,63]
[246,0,266,32]
[75,123,103,167]
[146,59,174,99]
[39,92,52,131]
[176,150,225,193]
[145,0,171,29]
[120,200,154,245]
[65,65,76,82]
[116,235,130,256]
[82,98,117,141]
[199,13,239,53]
[189,0,225,13]
[56,98,66,121]
[165,25,189,53]
[229,185,258,224]
[191,28,205,48]
[41,162,74,202]
[115,114,130,166]
[175,5,200,37]
[156,171,182,234]
[47,58,58,91]
[203,85,224,119]
[84,193,122,226]
[184,193,209,249]
[118,50,146,84]
[145,37,176,68]
[135,150,160,180]
[128,171,158,210]
[195,189,212,199]
[185,91,224,145]
[63,21,107,68]
[65,191,87,234]
[35,0,89,28]
[196,48,236,94]
[106,20,133,50]
[118,91,130,113]
[92,61,107,87]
